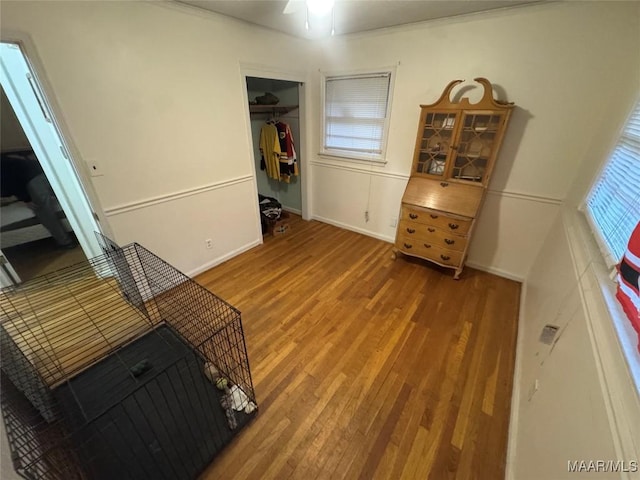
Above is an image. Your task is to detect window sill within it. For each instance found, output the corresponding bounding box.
[318,151,388,166]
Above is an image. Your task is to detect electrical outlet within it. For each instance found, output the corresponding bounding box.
[205,239,213,249]
[390,216,398,228]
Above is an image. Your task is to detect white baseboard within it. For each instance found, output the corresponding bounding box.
[505,279,528,480]
[185,239,261,278]
[312,215,395,243]
[465,260,525,283]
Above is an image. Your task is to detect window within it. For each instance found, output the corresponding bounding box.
[586,98,640,266]
[321,71,393,162]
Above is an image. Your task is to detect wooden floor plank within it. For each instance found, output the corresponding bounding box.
[198,216,520,480]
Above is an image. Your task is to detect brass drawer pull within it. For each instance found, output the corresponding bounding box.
[444,239,455,245]
[424,243,432,248]
[430,214,438,219]
[440,182,449,187]
[427,227,435,233]
[406,228,415,234]
[409,213,418,219]
[448,223,459,230]
[440,255,451,261]
[403,243,413,249]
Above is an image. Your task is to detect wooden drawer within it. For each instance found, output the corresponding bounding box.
[396,234,463,267]
[398,219,468,252]
[400,205,472,235]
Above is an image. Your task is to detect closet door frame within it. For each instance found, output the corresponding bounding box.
[240,64,309,241]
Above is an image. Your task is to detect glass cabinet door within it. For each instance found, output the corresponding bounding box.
[451,112,504,183]
[415,111,458,177]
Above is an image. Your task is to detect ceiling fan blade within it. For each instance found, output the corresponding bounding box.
[283,0,304,15]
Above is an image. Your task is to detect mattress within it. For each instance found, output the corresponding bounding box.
[0,201,70,248]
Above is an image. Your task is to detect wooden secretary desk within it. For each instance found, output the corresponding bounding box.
[392,78,514,279]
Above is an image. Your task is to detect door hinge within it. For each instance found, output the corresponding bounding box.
[92,212,100,222]
[59,145,69,159]
[0,255,7,265]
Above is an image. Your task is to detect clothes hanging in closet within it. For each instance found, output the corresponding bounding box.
[259,122,281,181]
[275,121,299,183]
[259,119,299,183]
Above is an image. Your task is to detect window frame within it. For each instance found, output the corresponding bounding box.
[581,95,640,394]
[583,96,640,268]
[320,67,395,164]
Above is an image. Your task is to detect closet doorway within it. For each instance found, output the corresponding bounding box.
[245,76,306,235]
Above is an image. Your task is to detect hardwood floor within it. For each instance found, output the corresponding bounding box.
[198,216,520,480]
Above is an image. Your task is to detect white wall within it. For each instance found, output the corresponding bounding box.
[510,2,640,471]
[0,0,311,274]
[309,1,640,280]
[513,210,616,479]
[511,205,640,479]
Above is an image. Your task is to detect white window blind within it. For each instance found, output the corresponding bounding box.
[323,73,391,160]
[586,98,640,266]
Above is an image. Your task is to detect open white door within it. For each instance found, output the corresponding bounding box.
[0,42,103,261]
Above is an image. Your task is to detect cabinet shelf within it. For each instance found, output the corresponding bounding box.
[463,127,498,133]
[420,150,447,155]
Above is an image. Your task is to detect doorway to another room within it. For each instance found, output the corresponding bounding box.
[0,42,103,285]
[246,76,303,238]
[1,88,84,282]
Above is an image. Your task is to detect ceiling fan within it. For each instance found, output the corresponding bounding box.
[283,0,336,34]
[283,0,335,16]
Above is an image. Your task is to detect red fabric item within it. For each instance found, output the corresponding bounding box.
[617,221,640,353]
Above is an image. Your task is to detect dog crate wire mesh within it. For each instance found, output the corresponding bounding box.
[0,235,257,480]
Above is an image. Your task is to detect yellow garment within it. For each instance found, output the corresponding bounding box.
[259,123,281,180]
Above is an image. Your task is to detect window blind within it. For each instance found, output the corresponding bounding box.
[324,73,391,158]
[586,99,640,266]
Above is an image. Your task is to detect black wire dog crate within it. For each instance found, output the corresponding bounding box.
[0,236,257,480]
